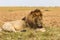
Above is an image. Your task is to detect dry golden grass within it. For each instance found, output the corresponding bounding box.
[0,7,60,40]
[0,7,60,27]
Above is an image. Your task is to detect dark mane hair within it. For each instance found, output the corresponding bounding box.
[23,9,43,29]
[34,9,41,13]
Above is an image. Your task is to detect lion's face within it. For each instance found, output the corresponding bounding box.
[22,9,43,29]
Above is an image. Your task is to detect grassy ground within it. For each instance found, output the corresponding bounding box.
[0,7,60,40]
[0,26,60,40]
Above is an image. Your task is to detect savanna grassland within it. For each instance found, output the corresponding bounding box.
[0,7,60,40]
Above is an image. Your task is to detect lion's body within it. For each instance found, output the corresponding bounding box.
[2,20,26,32]
[0,9,43,32]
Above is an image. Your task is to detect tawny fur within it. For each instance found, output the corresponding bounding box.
[24,9,43,29]
[2,20,26,32]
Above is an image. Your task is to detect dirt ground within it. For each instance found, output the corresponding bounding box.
[0,7,60,27]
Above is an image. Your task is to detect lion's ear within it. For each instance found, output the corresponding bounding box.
[22,17,26,21]
[30,11,34,14]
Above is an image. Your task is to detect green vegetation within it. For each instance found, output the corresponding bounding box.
[0,26,60,40]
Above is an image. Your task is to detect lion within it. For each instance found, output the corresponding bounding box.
[1,19,26,32]
[23,9,43,29]
[0,9,44,32]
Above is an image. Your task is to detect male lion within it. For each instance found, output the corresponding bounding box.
[1,19,26,32]
[23,9,43,29]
